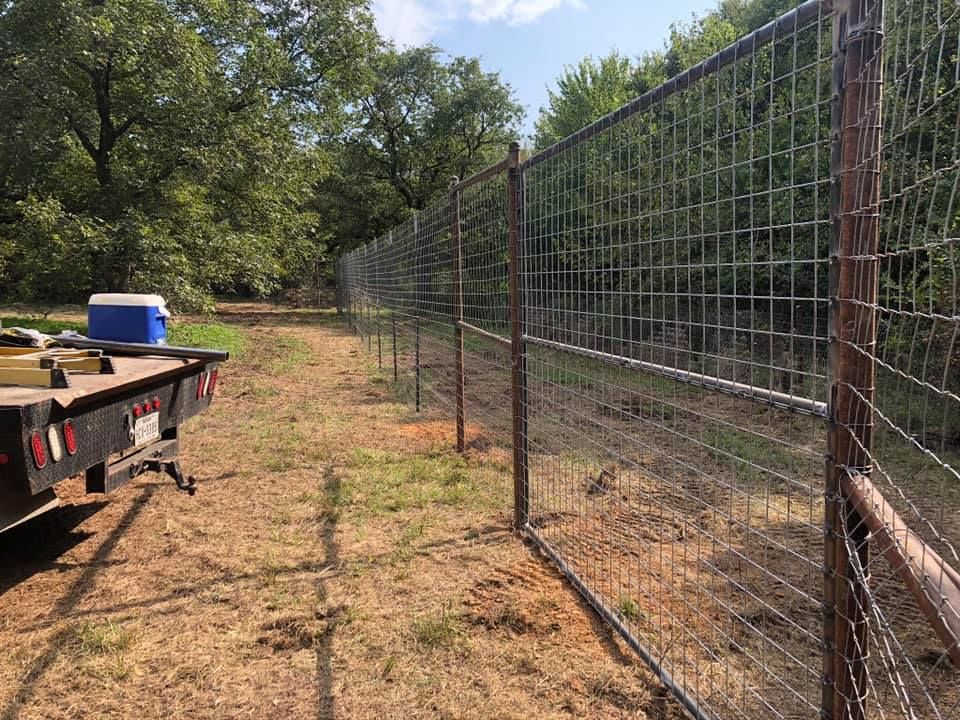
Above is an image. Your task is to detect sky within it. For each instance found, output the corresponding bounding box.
[372,0,717,140]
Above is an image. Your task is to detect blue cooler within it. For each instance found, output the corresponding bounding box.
[88,294,170,344]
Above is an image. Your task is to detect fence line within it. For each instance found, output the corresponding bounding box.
[336,1,960,717]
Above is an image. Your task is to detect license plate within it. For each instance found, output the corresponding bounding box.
[134,413,160,446]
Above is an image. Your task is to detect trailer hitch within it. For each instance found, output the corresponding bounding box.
[146,458,197,496]
[86,438,197,496]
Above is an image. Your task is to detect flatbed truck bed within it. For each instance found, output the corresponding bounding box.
[0,354,220,532]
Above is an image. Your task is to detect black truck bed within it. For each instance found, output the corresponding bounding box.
[0,355,219,532]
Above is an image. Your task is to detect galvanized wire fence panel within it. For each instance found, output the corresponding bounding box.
[521,4,832,718]
[335,1,960,717]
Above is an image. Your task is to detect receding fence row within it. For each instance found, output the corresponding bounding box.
[336,1,960,718]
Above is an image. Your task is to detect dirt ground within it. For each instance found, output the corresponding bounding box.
[0,303,677,720]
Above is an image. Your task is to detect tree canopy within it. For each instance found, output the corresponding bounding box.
[0,1,521,309]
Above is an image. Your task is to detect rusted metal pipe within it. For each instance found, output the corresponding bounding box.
[451,176,466,453]
[507,142,529,530]
[826,2,884,718]
[842,473,960,667]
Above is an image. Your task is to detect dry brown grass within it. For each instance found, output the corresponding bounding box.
[0,302,673,720]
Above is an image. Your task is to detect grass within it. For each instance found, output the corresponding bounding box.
[701,424,803,486]
[1,313,245,358]
[616,595,641,623]
[73,621,133,656]
[0,315,86,335]
[167,322,246,358]
[411,609,463,649]
[268,335,312,373]
[344,446,492,515]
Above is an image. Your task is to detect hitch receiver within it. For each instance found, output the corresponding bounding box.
[86,437,197,495]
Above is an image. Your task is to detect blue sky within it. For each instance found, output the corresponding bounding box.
[372,0,717,140]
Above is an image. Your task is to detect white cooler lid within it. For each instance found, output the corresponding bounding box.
[89,294,170,316]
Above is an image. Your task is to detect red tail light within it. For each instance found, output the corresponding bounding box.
[133,403,143,418]
[63,420,78,455]
[207,369,219,396]
[153,397,161,411]
[197,372,207,400]
[30,431,46,469]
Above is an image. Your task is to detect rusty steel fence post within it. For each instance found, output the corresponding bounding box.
[392,316,398,382]
[450,176,466,452]
[415,317,421,413]
[825,2,884,719]
[507,141,529,530]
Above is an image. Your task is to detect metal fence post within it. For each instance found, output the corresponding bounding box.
[415,316,421,413]
[825,2,884,719]
[414,213,422,413]
[507,141,529,530]
[392,316,398,382]
[451,176,466,452]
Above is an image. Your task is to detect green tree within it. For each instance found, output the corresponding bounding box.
[533,52,635,150]
[318,45,524,253]
[0,0,375,309]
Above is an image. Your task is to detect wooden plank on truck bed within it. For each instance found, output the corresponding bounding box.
[0,356,205,410]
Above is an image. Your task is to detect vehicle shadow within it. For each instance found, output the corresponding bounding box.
[0,484,155,720]
[0,498,107,599]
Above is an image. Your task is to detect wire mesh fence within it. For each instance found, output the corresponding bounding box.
[335,1,959,717]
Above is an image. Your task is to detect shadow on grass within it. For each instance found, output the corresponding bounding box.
[316,462,341,720]
[0,499,108,599]
[0,484,156,720]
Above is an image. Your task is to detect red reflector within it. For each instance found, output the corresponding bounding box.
[207,369,218,396]
[63,420,78,455]
[153,397,161,411]
[0,453,9,465]
[31,431,46,469]
[196,372,206,400]
[133,403,143,418]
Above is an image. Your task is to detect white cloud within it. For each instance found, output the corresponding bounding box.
[373,0,585,46]
[372,0,444,47]
[468,0,585,26]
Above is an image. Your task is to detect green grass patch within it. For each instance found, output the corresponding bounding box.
[1,314,245,359]
[617,595,642,622]
[702,424,802,485]
[167,322,245,358]
[268,334,312,374]
[411,609,463,649]
[73,622,133,656]
[0,315,86,335]
[344,446,494,515]
[252,421,326,472]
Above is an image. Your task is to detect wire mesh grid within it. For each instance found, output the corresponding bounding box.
[335,1,960,716]
[520,5,832,718]
[458,172,515,466]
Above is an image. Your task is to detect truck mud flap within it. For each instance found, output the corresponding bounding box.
[0,486,58,534]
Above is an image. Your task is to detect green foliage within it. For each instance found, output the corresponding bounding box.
[534,52,635,150]
[0,0,376,309]
[319,46,523,251]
